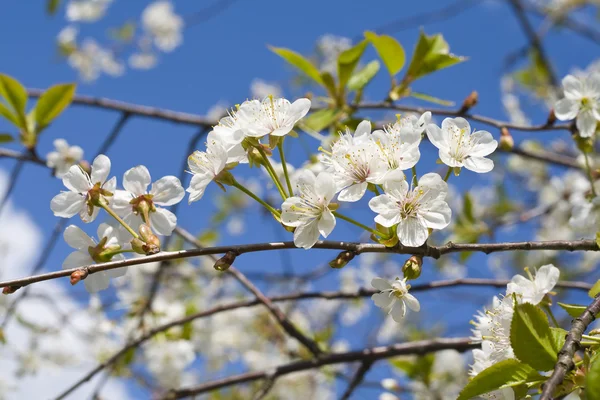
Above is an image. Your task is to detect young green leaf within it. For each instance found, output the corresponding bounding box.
[33,83,76,133]
[410,91,455,106]
[457,359,542,400]
[405,31,465,83]
[0,74,28,128]
[364,32,405,76]
[557,302,587,318]
[301,109,339,132]
[320,72,338,99]
[510,302,558,371]
[269,46,324,86]
[0,103,19,127]
[347,60,380,91]
[549,327,567,353]
[0,133,13,144]
[589,279,600,298]
[588,355,600,400]
[337,40,368,89]
[47,0,61,15]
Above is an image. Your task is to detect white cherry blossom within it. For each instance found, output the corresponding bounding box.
[368,173,451,247]
[324,120,387,202]
[237,97,311,138]
[144,339,194,388]
[426,117,498,173]
[112,165,184,238]
[554,74,600,137]
[207,113,248,164]
[62,224,126,293]
[66,0,112,22]
[68,39,124,82]
[506,264,560,305]
[371,277,420,322]
[187,138,229,203]
[372,115,425,174]
[281,171,337,249]
[50,154,116,223]
[46,139,84,178]
[142,1,184,52]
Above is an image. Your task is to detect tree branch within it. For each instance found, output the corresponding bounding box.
[2,239,598,291]
[340,360,374,400]
[540,294,600,399]
[162,338,477,399]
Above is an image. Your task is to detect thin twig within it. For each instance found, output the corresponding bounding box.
[340,360,374,400]
[540,295,600,399]
[0,159,25,217]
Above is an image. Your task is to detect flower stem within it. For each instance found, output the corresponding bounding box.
[99,203,139,239]
[583,152,597,197]
[332,211,386,238]
[411,166,418,186]
[232,180,281,217]
[443,167,453,182]
[277,141,294,196]
[256,146,287,199]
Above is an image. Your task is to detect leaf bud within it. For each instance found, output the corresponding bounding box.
[328,251,356,269]
[402,255,423,280]
[214,251,237,271]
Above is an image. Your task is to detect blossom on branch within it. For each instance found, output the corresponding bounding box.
[142,1,184,52]
[371,277,420,322]
[237,97,311,138]
[426,117,497,173]
[554,74,600,137]
[113,165,184,238]
[368,173,451,247]
[46,139,84,178]
[281,171,337,249]
[187,139,229,203]
[506,264,560,305]
[50,154,116,222]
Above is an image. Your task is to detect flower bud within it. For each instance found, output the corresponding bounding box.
[214,251,237,271]
[2,286,19,295]
[574,133,594,154]
[499,127,514,151]
[70,269,88,286]
[402,255,423,280]
[381,378,400,391]
[215,170,235,187]
[139,224,161,255]
[131,238,146,255]
[459,91,478,113]
[546,108,556,126]
[328,251,355,269]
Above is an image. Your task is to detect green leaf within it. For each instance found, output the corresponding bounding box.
[588,354,600,400]
[320,72,338,98]
[549,327,567,353]
[33,83,76,132]
[558,302,587,318]
[0,134,13,144]
[463,193,475,223]
[405,31,466,82]
[589,279,600,298]
[301,109,339,132]
[364,31,405,76]
[269,46,324,86]
[510,302,557,371]
[337,40,368,89]
[595,231,600,248]
[0,74,28,128]
[47,0,60,15]
[457,359,541,400]
[110,21,136,42]
[410,91,455,106]
[347,60,380,91]
[0,103,19,127]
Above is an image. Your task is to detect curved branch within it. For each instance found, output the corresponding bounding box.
[1,239,598,291]
[163,338,476,399]
[540,295,600,399]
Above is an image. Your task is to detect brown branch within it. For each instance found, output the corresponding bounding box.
[2,239,598,291]
[162,338,477,399]
[52,277,589,399]
[540,295,600,399]
[0,148,45,165]
[340,360,374,400]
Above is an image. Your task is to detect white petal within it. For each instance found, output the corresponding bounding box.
[51,192,85,218]
[463,156,494,173]
[371,292,393,308]
[535,264,560,293]
[151,208,177,236]
[106,266,127,279]
[338,182,367,202]
[371,277,393,291]
[318,209,336,238]
[425,123,447,150]
[62,250,93,270]
[53,138,69,151]
[80,205,100,223]
[576,109,598,138]
[314,172,337,203]
[112,190,134,214]
[84,272,110,293]
[382,179,409,202]
[354,120,372,140]
[369,194,400,220]
[390,301,407,322]
[562,74,583,99]
[151,176,185,206]
[281,197,308,228]
[288,98,311,121]
[123,165,151,196]
[403,293,421,312]
[186,174,211,203]
[554,98,579,120]
[439,150,462,168]
[62,165,91,193]
[416,173,447,203]
[103,176,117,194]
[420,200,452,230]
[63,225,95,250]
[91,154,111,184]
[397,217,429,247]
[469,131,498,157]
[293,219,320,249]
[449,117,471,133]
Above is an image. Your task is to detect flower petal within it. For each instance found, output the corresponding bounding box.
[318,208,336,238]
[403,293,421,312]
[151,207,177,236]
[469,130,498,157]
[63,225,95,250]
[293,219,320,249]
[371,277,393,291]
[397,216,429,247]
[371,292,393,309]
[288,98,311,121]
[420,200,451,230]
[281,197,308,228]
[151,176,185,206]
[553,98,579,121]
[314,172,337,204]
[576,109,598,138]
[50,192,85,218]
[84,272,111,293]
[63,165,91,193]
[91,154,111,184]
[425,123,447,150]
[390,301,407,322]
[123,165,151,196]
[563,74,583,99]
[62,250,93,270]
[463,156,494,173]
[338,182,367,202]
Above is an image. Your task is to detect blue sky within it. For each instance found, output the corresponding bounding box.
[0,0,598,398]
